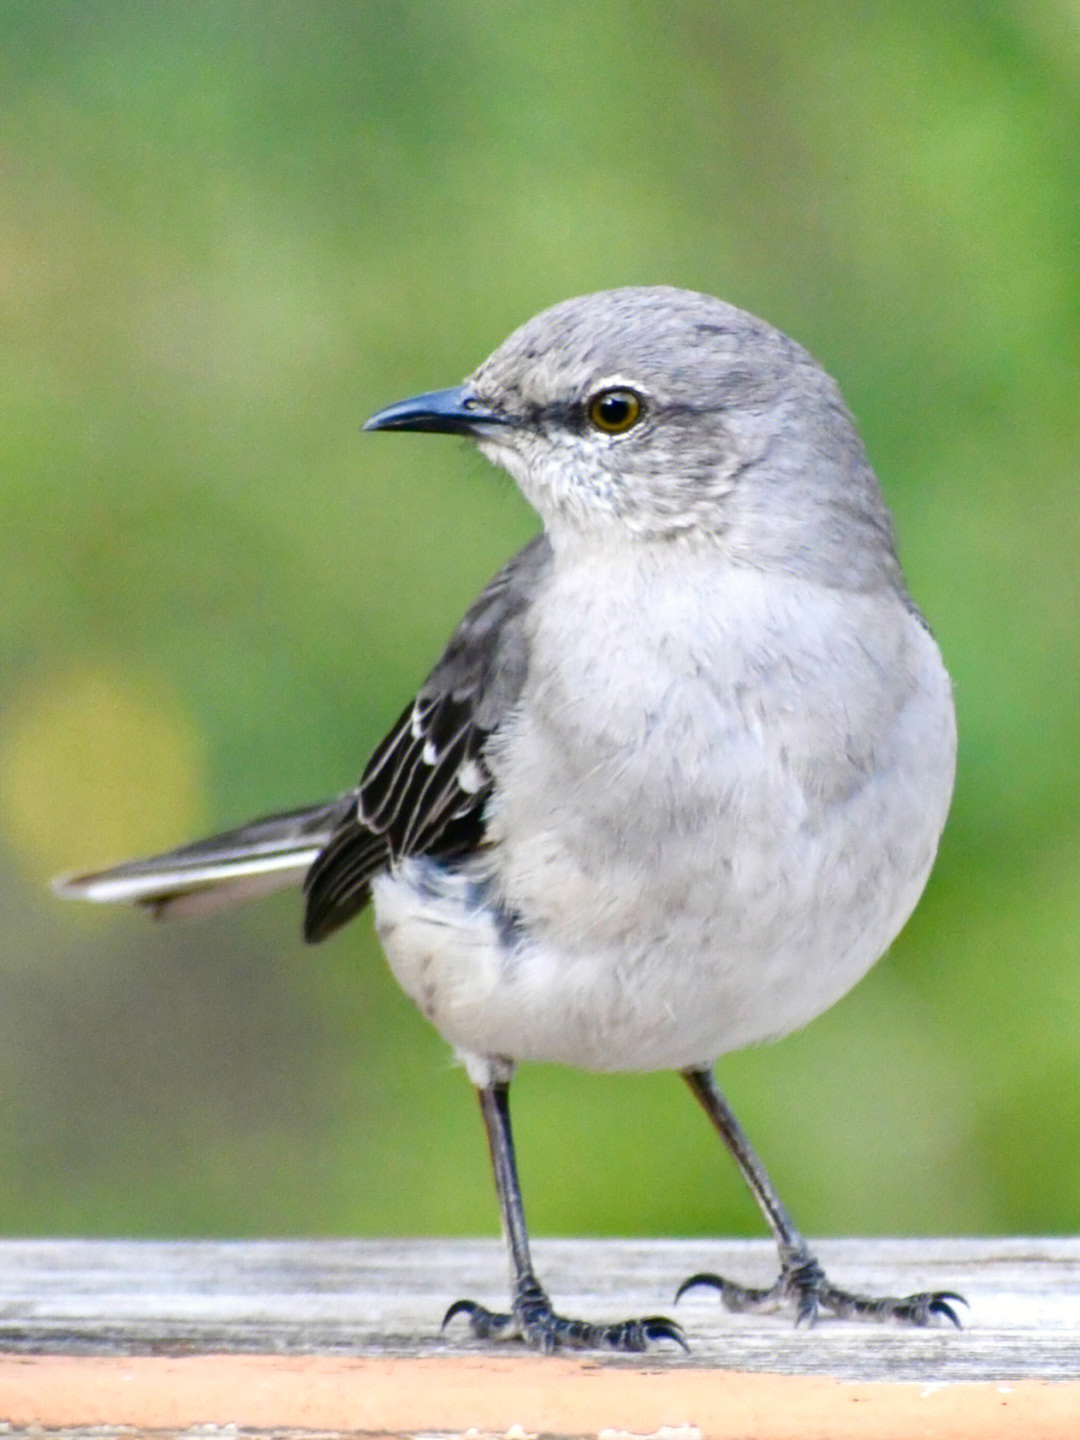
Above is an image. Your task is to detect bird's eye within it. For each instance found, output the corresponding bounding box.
[586,388,643,434]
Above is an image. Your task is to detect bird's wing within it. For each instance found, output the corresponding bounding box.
[302,534,550,942]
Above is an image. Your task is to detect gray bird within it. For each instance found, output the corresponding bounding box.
[56,286,960,1352]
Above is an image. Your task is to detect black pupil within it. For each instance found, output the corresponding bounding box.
[597,393,632,426]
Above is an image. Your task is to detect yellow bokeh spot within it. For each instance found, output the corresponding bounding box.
[0,665,205,883]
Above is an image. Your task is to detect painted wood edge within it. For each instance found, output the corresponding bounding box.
[0,1354,1077,1440]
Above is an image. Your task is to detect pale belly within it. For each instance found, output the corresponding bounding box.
[372,570,955,1077]
[372,768,944,1074]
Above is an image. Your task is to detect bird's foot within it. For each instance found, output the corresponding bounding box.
[676,1247,965,1329]
[444,1271,688,1353]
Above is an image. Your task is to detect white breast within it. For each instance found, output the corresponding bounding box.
[373,549,955,1076]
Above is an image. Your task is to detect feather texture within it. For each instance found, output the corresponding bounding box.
[302,535,550,940]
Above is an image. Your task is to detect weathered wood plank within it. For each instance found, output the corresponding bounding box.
[0,1236,1077,1381]
[1,1239,1077,1439]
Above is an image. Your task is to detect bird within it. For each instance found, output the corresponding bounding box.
[55,286,960,1352]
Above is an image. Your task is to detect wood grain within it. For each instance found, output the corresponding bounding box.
[0,1237,1076,1437]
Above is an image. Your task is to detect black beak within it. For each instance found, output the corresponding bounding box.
[363,384,507,436]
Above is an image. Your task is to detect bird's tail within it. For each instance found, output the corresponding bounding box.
[53,798,353,920]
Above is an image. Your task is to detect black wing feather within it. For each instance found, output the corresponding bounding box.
[303,535,551,943]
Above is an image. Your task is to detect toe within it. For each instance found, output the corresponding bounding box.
[914,1291,968,1329]
[442,1297,517,1341]
[675,1271,720,1303]
[638,1316,690,1352]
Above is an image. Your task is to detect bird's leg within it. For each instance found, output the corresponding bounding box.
[443,1079,686,1353]
[675,1067,964,1328]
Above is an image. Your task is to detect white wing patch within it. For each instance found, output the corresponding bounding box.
[456,758,486,795]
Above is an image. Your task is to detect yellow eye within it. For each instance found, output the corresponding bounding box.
[586,388,643,434]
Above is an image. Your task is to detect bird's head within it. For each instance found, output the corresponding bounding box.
[366,286,901,588]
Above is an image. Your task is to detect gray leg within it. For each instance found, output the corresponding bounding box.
[677,1067,964,1327]
[444,1081,687,1352]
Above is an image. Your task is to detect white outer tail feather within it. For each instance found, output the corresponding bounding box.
[53,849,320,918]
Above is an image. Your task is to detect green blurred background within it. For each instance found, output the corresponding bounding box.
[2,1,1078,1245]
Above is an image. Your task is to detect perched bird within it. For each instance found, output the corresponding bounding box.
[56,287,959,1352]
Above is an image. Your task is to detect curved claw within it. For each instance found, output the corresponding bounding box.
[674,1270,775,1313]
[917,1290,968,1330]
[637,1316,690,1353]
[675,1271,725,1303]
[442,1297,482,1330]
[442,1297,517,1341]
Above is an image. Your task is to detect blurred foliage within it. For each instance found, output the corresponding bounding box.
[2,0,1078,1248]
